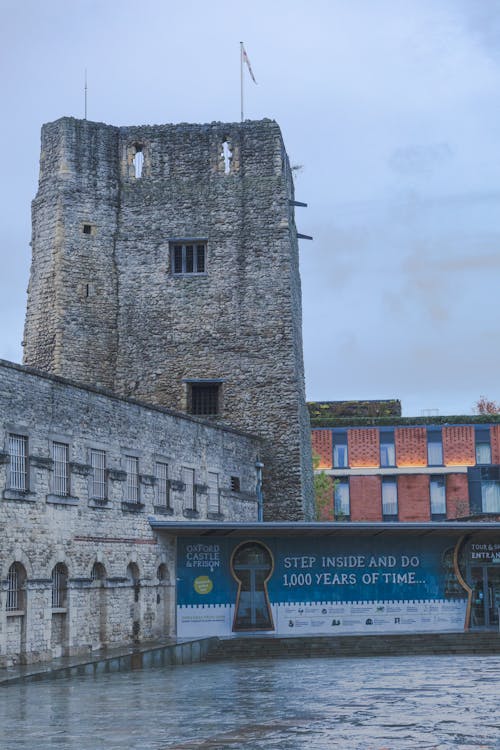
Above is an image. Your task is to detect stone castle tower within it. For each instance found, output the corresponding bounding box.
[23,117,313,520]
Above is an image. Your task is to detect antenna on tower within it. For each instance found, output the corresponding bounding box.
[84,68,88,120]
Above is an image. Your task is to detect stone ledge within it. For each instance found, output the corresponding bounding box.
[3,489,36,502]
[108,469,127,482]
[30,455,53,469]
[46,494,79,506]
[121,501,145,513]
[88,498,110,509]
[70,461,92,476]
[207,511,224,520]
[139,474,156,486]
[153,505,174,516]
[182,508,199,519]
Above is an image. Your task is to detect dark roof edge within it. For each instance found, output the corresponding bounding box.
[149,518,500,533]
[0,359,262,441]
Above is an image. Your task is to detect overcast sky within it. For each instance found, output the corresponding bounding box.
[1,0,499,416]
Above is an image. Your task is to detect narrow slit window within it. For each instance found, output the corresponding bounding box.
[83,224,92,235]
[133,147,144,179]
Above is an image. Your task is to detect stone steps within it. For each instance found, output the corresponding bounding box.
[205,632,500,660]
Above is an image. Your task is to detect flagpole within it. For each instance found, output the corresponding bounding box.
[84,68,87,120]
[240,41,244,122]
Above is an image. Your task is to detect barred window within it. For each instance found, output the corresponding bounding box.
[155,461,170,507]
[52,442,69,496]
[90,449,107,500]
[8,434,28,491]
[125,455,139,502]
[52,563,68,609]
[171,242,206,275]
[182,467,195,510]
[208,471,220,513]
[6,562,26,612]
[190,383,220,416]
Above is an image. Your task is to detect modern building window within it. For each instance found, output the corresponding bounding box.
[155,461,170,507]
[208,471,220,513]
[430,475,446,517]
[334,478,350,518]
[382,477,398,518]
[51,563,68,609]
[380,431,395,468]
[171,242,206,275]
[90,449,107,500]
[427,428,443,466]
[8,434,28,491]
[189,382,221,416]
[475,427,492,465]
[182,467,196,510]
[125,455,140,503]
[481,475,500,513]
[6,562,26,612]
[332,431,348,468]
[52,442,70,496]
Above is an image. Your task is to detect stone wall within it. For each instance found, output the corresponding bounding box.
[23,117,314,521]
[0,359,260,666]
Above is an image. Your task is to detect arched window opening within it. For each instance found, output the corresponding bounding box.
[91,562,106,583]
[127,562,140,603]
[6,562,26,612]
[52,563,68,609]
[157,563,167,583]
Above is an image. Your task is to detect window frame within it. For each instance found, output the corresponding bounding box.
[89,448,107,501]
[380,430,396,468]
[124,454,140,504]
[427,428,443,467]
[8,433,29,491]
[382,477,398,520]
[170,240,207,276]
[154,460,171,509]
[208,471,220,514]
[334,478,350,519]
[430,474,447,518]
[182,466,196,511]
[52,441,70,497]
[6,562,26,613]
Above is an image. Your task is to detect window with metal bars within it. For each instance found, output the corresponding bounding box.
[8,434,28,491]
[52,442,69,496]
[182,467,196,510]
[125,455,140,502]
[171,242,206,275]
[6,562,26,612]
[190,383,220,416]
[155,461,170,507]
[91,562,106,582]
[90,449,107,500]
[52,563,68,609]
[208,471,220,513]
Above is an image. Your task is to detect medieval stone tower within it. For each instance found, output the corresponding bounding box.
[23,117,313,521]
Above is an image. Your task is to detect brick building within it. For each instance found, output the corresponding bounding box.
[310,400,500,522]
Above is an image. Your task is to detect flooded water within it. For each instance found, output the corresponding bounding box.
[1,654,500,749]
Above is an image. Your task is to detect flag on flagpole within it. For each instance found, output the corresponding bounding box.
[242,43,257,84]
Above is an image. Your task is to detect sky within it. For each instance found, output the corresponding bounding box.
[1,0,499,417]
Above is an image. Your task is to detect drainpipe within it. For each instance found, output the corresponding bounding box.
[255,459,264,522]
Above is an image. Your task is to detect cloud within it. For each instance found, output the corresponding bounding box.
[388,142,454,176]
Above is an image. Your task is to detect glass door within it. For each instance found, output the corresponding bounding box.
[487,566,500,628]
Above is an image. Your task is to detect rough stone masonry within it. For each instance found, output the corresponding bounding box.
[23,117,314,521]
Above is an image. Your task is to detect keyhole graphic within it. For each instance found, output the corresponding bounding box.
[231,541,274,631]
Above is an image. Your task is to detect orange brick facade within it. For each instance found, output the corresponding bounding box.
[348,429,379,467]
[397,475,431,521]
[311,429,332,469]
[311,423,500,522]
[350,476,382,521]
[443,426,476,466]
[395,427,427,467]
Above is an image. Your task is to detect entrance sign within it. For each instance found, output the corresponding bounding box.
[176,535,483,637]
